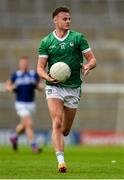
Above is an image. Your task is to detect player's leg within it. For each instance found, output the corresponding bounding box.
[47,98,67,172]
[10,120,25,151]
[16,123,25,135]
[62,107,77,136]
[22,115,41,153]
[47,98,64,151]
[10,103,25,151]
[14,102,41,152]
[22,115,34,140]
[62,87,81,136]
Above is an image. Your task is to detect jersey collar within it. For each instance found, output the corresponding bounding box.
[53,30,70,41]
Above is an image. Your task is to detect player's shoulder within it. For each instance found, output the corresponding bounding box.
[11,70,22,80]
[40,32,53,43]
[14,70,22,76]
[70,30,85,38]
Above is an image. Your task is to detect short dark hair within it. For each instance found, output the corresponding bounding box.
[52,7,70,18]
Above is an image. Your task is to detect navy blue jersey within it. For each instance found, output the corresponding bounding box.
[11,70,40,102]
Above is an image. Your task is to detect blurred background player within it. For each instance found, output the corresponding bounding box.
[37,7,96,172]
[6,56,44,153]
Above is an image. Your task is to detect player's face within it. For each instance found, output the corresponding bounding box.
[54,12,71,30]
[19,59,29,71]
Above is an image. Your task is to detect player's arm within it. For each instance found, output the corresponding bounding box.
[5,80,15,92]
[37,57,58,83]
[82,50,96,76]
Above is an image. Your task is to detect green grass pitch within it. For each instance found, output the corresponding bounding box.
[0,145,124,179]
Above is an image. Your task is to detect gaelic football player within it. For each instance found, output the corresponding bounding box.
[37,7,96,172]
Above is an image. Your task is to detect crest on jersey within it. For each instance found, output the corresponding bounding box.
[70,42,74,47]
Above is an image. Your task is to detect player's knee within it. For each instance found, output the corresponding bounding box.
[53,119,62,130]
[24,122,32,129]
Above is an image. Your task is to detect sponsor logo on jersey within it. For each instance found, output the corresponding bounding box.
[49,45,56,49]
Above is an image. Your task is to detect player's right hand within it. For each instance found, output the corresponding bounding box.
[47,74,59,84]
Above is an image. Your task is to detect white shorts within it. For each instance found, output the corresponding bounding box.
[45,85,81,109]
[15,102,36,117]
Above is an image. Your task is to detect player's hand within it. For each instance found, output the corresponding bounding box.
[37,80,45,91]
[5,82,17,92]
[47,74,59,84]
[80,63,90,77]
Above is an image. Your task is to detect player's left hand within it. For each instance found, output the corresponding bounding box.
[80,63,90,77]
[37,80,45,91]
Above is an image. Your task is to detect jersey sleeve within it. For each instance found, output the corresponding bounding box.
[79,34,91,53]
[38,39,49,58]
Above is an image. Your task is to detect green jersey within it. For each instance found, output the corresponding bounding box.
[38,30,90,88]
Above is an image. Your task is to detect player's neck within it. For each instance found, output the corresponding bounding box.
[55,29,68,38]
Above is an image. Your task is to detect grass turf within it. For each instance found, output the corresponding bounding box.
[0,145,124,179]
